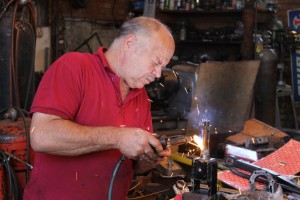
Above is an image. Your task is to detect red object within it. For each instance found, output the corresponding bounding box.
[174,194,183,200]
[24,47,153,200]
[255,139,300,175]
[293,17,300,28]
[218,139,300,191]
[0,118,32,199]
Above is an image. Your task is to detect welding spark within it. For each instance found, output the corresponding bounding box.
[184,87,188,94]
[148,99,153,102]
[188,141,199,148]
[30,126,35,134]
[172,70,178,78]
[159,83,165,87]
[214,128,218,134]
[197,104,200,116]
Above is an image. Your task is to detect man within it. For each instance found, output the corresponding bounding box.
[23,17,175,200]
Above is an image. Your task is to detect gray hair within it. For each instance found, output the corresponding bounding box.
[117,17,172,39]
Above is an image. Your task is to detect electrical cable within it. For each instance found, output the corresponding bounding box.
[0,0,14,19]
[10,1,20,108]
[108,154,126,200]
[0,149,20,200]
[12,107,31,183]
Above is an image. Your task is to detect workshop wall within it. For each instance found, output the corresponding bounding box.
[48,0,131,63]
[41,0,300,70]
[277,0,300,28]
[49,0,130,21]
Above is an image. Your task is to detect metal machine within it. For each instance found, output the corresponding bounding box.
[188,121,218,199]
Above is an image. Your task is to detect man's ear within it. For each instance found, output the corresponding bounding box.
[124,35,136,51]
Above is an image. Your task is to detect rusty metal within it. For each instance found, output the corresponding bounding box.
[0,117,31,199]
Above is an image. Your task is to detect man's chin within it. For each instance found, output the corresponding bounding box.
[129,83,145,89]
[136,84,145,89]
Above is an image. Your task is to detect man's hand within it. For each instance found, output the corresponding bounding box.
[116,128,169,159]
[133,146,171,175]
[115,128,171,174]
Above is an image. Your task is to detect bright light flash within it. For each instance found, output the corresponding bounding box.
[193,135,203,151]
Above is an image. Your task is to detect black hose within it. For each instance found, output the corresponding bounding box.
[12,107,31,183]
[108,155,126,200]
[0,149,20,200]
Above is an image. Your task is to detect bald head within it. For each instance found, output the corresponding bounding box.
[106,17,175,89]
[117,17,173,41]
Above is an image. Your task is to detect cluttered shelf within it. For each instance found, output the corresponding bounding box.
[176,40,242,45]
[131,7,273,16]
[159,8,243,15]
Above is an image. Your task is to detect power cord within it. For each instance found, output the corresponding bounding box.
[0,149,20,200]
[108,154,126,200]
[107,135,170,199]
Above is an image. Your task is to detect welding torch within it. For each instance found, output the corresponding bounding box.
[108,134,193,200]
[154,134,194,150]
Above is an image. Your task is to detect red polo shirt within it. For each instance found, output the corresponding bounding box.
[23,47,153,200]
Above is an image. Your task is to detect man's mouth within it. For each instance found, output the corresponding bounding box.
[144,77,151,83]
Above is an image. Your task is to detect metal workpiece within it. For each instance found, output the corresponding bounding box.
[188,121,218,198]
[249,170,277,193]
[191,157,218,198]
[199,120,211,160]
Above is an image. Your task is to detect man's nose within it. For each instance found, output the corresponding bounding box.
[153,66,162,78]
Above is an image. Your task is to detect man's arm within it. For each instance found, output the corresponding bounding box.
[30,112,166,159]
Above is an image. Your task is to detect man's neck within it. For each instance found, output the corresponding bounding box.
[120,79,130,102]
